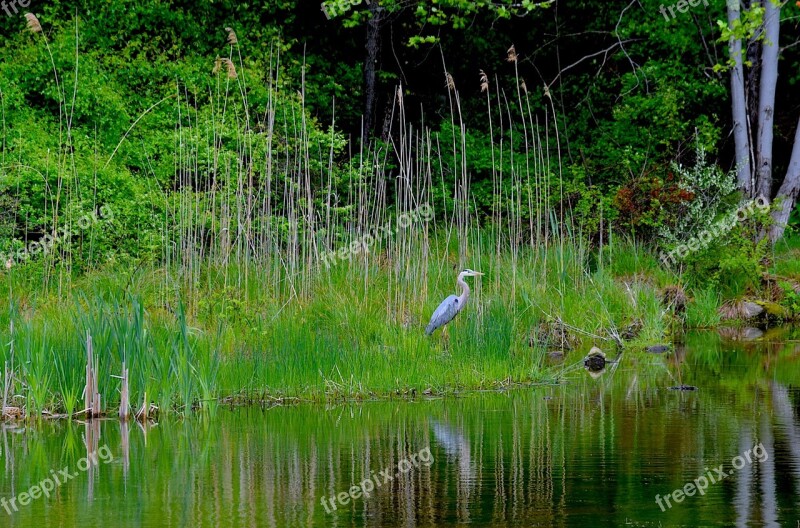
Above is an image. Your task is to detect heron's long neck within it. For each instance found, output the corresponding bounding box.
[457,273,470,306]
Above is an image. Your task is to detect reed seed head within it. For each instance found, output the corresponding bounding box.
[445,72,455,91]
[479,70,489,93]
[25,13,42,33]
[506,45,517,63]
[225,27,238,45]
[213,57,237,79]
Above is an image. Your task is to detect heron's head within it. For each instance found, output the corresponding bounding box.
[461,268,484,278]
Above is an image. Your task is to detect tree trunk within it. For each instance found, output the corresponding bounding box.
[363,2,383,140]
[768,117,800,242]
[755,0,780,200]
[746,0,761,149]
[727,0,753,196]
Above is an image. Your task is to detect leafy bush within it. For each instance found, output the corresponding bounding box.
[657,143,739,248]
[677,212,770,296]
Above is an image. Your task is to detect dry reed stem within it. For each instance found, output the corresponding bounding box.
[85,333,101,418]
[119,361,130,421]
[136,392,149,422]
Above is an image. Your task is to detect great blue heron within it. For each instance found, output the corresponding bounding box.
[425,269,484,335]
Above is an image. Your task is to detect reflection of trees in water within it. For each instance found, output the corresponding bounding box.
[735,427,753,528]
[207,381,798,526]
[734,382,799,528]
[771,383,800,515]
[0,360,798,526]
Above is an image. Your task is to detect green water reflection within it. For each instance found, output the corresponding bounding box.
[0,328,799,527]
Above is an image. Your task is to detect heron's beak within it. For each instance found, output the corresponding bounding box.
[474,271,485,276]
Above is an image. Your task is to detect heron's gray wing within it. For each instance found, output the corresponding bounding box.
[425,294,461,335]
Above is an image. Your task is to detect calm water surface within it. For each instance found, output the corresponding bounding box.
[1,329,799,527]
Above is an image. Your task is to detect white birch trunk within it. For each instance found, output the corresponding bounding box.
[727,0,753,196]
[755,0,780,200]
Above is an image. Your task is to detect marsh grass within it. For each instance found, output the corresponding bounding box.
[0,237,676,416]
[685,288,722,328]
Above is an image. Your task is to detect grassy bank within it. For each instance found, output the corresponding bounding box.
[0,234,693,418]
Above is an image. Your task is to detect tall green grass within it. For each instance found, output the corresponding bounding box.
[0,237,678,417]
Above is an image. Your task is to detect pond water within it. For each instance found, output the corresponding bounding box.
[0,329,799,527]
